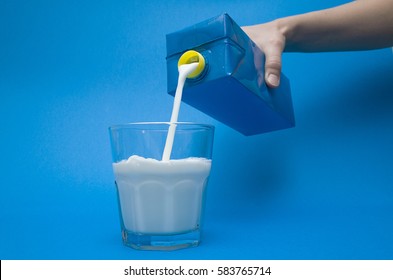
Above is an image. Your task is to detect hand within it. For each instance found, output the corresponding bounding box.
[242,20,286,88]
[242,0,393,89]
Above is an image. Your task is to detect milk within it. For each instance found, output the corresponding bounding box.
[112,62,211,235]
[162,62,199,161]
[113,155,211,234]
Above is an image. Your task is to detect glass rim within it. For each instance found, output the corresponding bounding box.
[109,122,215,131]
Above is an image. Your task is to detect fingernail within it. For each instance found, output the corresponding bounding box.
[267,74,280,87]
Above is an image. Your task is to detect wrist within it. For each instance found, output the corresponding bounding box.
[275,17,297,52]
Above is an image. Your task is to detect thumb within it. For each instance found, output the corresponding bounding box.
[264,51,282,88]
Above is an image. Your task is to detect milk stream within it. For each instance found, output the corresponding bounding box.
[162,62,199,161]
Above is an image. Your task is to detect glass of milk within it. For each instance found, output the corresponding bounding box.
[109,122,214,250]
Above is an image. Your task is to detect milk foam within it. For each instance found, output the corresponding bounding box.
[113,155,211,234]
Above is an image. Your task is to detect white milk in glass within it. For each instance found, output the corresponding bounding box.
[113,156,211,234]
[112,63,211,234]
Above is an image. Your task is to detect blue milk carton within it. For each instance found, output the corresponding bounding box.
[166,13,295,136]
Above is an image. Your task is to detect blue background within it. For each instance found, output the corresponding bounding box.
[1,0,392,260]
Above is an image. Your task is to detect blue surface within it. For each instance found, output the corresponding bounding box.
[1,0,393,260]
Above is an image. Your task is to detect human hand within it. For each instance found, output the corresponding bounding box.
[242,21,285,88]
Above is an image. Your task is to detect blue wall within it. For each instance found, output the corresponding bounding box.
[1,0,392,259]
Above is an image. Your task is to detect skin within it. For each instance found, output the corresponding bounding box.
[242,0,393,87]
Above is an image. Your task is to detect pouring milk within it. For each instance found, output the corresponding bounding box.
[112,62,211,234]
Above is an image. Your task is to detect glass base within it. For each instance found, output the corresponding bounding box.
[121,228,201,251]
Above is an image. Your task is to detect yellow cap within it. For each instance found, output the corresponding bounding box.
[178,50,206,78]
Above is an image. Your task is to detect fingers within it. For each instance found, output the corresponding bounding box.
[242,24,284,88]
[264,53,282,88]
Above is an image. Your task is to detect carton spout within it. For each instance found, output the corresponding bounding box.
[178,50,206,78]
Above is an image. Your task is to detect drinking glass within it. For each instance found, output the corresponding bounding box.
[108,122,214,250]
